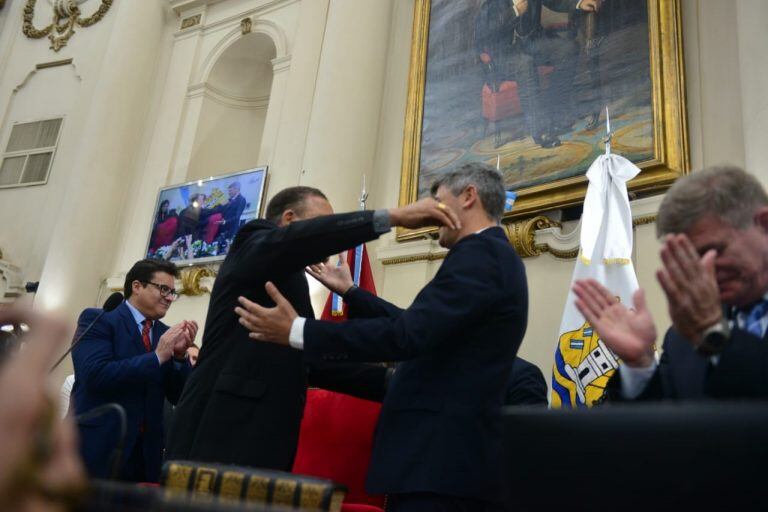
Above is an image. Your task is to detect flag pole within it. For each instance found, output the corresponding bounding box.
[603,106,612,156]
[331,176,368,316]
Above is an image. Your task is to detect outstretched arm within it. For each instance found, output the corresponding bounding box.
[306,254,404,319]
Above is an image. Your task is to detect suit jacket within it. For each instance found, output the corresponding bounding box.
[506,357,548,406]
[303,227,529,502]
[216,194,247,239]
[166,212,389,470]
[71,302,191,482]
[607,326,768,401]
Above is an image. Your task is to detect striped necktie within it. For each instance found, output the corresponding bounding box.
[141,319,153,352]
[744,300,768,338]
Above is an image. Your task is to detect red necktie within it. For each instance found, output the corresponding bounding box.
[141,319,152,352]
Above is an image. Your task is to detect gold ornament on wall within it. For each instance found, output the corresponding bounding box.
[241,17,252,35]
[23,0,114,52]
[179,267,217,297]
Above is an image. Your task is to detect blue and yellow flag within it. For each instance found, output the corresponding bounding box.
[551,151,641,408]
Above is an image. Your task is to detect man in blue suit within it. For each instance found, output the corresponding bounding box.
[236,163,529,511]
[72,259,198,482]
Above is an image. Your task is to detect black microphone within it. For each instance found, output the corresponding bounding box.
[49,292,124,373]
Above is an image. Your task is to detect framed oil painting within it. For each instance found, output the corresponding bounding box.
[399,0,688,240]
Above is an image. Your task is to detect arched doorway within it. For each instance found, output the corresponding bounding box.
[187,32,276,181]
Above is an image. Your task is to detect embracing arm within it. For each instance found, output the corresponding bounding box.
[304,241,508,362]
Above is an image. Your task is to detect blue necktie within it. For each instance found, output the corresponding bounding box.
[744,300,768,338]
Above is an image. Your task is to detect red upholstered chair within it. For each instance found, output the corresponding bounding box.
[202,213,223,244]
[152,217,179,249]
[292,389,385,512]
[482,65,555,145]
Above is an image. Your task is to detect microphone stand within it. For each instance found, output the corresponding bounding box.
[49,310,106,373]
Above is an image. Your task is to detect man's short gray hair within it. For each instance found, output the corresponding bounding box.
[429,162,506,222]
[657,166,768,237]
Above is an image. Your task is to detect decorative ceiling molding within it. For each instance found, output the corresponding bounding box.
[22,0,114,52]
[169,0,225,16]
[187,82,270,110]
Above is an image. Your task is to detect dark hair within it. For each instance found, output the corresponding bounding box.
[265,186,327,224]
[124,259,179,299]
[430,162,505,222]
[157,199,171,222]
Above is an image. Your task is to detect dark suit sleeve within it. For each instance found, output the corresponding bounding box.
[307,360,390,402]
[231,211,383,283]
[72,312,164,394]
[304,238,506,362]
[505,358,548,406]
[346,287,405,319]
[708,328,768,398]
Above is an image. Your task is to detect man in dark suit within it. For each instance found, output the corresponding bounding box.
[474,0,601,148]
[236,163,528,511]
[214,181,247,240]
[166,185,459,471]
[573,166,768,401]
[72,259,198,482]
[506,357,548,406]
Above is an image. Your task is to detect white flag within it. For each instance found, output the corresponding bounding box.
[551,153,641,408]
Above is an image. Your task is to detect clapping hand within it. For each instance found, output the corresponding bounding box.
[572,279,657,368]
[156,320,198,363]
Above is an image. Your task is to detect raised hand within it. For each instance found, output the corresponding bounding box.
[388,197,461,231]
[657,234,721,346]
[235,282,298,346]
[578,0,601,12]
[306,253,354,295]
[172,320,199,359]
[572,279,657,368]
[156,321,194,363]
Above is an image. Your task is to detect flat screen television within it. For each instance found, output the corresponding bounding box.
[145,166,267,264]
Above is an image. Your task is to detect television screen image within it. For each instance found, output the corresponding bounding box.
[145,166,267,264]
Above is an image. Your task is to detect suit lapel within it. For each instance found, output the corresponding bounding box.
[116,303,150,355]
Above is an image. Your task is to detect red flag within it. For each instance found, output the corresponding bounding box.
[293,243,384,507]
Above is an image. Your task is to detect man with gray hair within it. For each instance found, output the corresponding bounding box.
[572,165,768,400]
[235,162,529,511]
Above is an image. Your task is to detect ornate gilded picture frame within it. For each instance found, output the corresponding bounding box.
[399,0,688,241]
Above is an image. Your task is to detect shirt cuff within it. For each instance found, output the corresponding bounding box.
[619,360,657,399]
[289,317,307,350]
[372,209,392,234]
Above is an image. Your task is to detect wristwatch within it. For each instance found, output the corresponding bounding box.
[696,318,731,356]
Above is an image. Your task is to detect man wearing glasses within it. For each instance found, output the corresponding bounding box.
[71,259,198,482]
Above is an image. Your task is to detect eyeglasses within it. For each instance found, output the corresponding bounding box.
[143,281,180,300]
